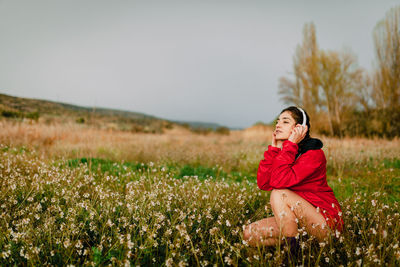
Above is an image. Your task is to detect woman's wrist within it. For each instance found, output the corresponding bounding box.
[272,140,283,149]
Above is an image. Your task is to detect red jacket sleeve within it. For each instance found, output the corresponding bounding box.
[257,145,281,190]
[269,140,324,189]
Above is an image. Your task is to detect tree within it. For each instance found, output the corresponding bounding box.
[372,6,400,109]
[279,23,365,136]
[319,50,363,136]
[279,23,321,121]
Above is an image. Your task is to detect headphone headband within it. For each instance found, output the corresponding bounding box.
[297,107,307,127]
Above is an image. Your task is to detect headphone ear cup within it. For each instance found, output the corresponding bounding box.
[297,107,307,127]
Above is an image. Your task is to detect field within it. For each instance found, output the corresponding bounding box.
[1,120,400,266]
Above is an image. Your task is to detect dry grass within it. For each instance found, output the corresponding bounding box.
[1,120,399,174]
[0,144,399,266]
[1,119,400,265]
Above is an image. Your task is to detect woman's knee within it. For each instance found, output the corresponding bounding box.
[270,189,291,207]
[242,225,251,241]
[242,223,256,241]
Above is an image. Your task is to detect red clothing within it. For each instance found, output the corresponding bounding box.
[257,140,343,232]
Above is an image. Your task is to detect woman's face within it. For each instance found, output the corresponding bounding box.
[274,111,297,140]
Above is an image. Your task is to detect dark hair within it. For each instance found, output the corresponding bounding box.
[280,106,311,139]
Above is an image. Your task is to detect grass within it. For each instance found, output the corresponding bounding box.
[1,121,400,266]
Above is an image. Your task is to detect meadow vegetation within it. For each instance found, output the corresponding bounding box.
[1,120,400,266]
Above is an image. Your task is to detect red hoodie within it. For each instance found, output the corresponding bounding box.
[257,140,343,232]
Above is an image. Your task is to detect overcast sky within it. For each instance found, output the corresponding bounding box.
[0,0,398,128]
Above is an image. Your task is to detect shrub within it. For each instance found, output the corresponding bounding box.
[1,110,22,118]
[215,126,230,135]
[76,117,85,124]
[26,112,40,121]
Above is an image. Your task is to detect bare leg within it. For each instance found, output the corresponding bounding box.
[243,217,280,247]
[242,189,330,247]
[270,189,330,240]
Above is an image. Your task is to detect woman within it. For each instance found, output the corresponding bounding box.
[243,106,343,247]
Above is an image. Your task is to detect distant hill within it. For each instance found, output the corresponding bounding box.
[172,120,226,130]
[0,93,168,133]
[0,93,231,133]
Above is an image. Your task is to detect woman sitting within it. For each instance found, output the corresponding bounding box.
[243,106,343,248]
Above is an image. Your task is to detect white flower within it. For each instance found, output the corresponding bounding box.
[165,258,173,267]
[382,230,387,238]
[209,227,219,235]
[63,239,71,248]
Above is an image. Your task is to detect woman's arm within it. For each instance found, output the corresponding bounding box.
[269,140,324,189]
[257,145,281,190]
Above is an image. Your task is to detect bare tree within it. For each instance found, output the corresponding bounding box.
[278,23,365,136]
[319,50,363,136]
[373,6,400,109]
[278,23,321,120]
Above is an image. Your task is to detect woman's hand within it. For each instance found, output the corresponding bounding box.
[271,131,283,148]
[288,124,308,144]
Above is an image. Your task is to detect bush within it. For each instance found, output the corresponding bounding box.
[76,117,85,124]
[343,107,400,138]
[215,126,230,135]
[191,127,212,135]
[26,112,40,121]
[1,110,23,118]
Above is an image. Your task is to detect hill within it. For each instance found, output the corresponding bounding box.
[0,93,230,133]
[0,93,177,133]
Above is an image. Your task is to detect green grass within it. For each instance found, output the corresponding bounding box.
[1,146,400,266]
[65,157,149,176]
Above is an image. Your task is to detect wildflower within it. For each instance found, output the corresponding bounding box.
[225,220,231,227]
[165,258,173,267]
[209,227,219,235]
[106,219,114,227]
[224,256,233,265]
[335,230,341,238]
[371,200,376,207]
[63,239,71,248]
[75,240,83,249]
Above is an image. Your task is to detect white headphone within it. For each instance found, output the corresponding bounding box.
[297,107,307,127]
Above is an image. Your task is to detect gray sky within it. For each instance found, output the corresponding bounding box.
[0,0,398,128]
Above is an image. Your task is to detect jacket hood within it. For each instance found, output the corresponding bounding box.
[296,137,323,159]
